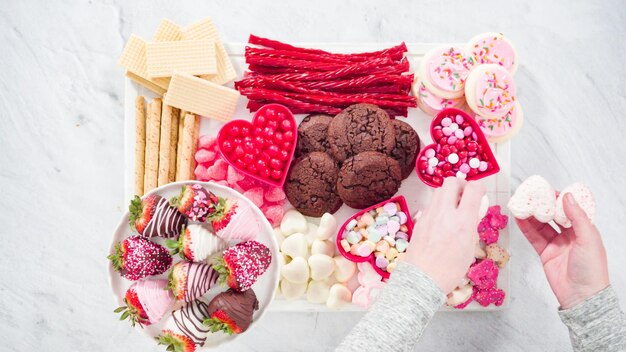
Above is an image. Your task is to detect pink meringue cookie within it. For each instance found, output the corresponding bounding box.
[134,279,175,324]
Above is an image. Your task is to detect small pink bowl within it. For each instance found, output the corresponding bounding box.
[336,196,415,279]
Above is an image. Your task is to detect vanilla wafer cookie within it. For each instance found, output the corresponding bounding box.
[118,35,170,92]
[158,104,173,186]
[153,19,181,42]
[164,73,239,121]
[144,98,162,193]
[146,39,216,78]
[134,96,146,195]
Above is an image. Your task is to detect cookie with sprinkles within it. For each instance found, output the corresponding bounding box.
[108,236,172,281]
[212,241,272,292]
[170,183,218,222]
[413,77,465,117]
[466,32,518,75]
[464,64,516,119]
[419,46,474,99]
[472,102,524,143]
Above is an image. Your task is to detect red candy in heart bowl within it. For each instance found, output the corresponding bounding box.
[336,196,414,279]
[217,104,297,187]
[416,108,499,187]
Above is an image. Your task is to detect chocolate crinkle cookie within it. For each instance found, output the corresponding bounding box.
[390,119,420,179]
[337,151,402,209]
[327,104,396,162]
[284,152,343,217]
[295,114,333,157]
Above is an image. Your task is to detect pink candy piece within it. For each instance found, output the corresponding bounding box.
[195,149,216,163]
[264,187,286,202]
[194,164,209,181]
[479,227,500,244]
[425,149,436,158]
[198,135,217,150]
[464,126,473,136]
[467,259,499,290]
[459,163,470,173]
[243,187,264,208]
[442,126,453,136]
[227,165,245,184]
[455,114,464,124]
[479,161,488,172]
[486,205,509,229]
[262,204,284,226]
[454,129,464,139]
[206,159,228,180]
[474,286,505,307]
[447,136,457,145]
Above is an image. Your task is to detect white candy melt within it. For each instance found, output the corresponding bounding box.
[333,256,357,283]
[308,254,335,281]
[280,233,309,259]
[311,240,335,257]
[305,223,318,246]
[554,182,596,228]
[306,280,330,304]
[447,284,473,307]
[280,209,308,236]
[281,257,310,284]
[280,280,307,300]
[316,213,337,240]
[326,284,352,310]
[507,175,556,223]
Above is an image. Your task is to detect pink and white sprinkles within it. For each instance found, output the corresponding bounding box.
[187,184,212,222]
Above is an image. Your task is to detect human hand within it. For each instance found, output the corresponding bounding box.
[404,177,486,294]
[517,192,609,309]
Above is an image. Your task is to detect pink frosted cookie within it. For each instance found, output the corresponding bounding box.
[474,286,505,307]
[473,103,524,143]
[414,77,465,116]
[507,175,556,223]
[466,32,518,74]
[477,205,508,245]
[419,46,474,99]
[467,259,499,290]
[465,64,516,119]
[554,182,596,228]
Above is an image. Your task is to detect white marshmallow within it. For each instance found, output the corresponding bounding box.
[333,256,357,283]
[308,254,335,281]
[280,233,308,259]
[508,175,556,223]
[311,240,335,257]
[280,209,308,236]
[306,280,330,304]
[447,284,473,307]
[305,223,318,246]
[280,280,307,300]
[316,213,337,240]
[281,257,310,284]
[554,182,596,228]
[326,284,352,310]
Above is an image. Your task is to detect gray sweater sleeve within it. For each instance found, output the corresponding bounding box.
[558,286,626,352]
[336,262,445,352]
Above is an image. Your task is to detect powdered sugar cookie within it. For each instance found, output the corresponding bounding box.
[473,103,524,143]
[465,64,516,119]
[554,183,596,228]
[413,77,465,116]
[419,46,474,99]
[507,175,556,223]
[466,32,518,74]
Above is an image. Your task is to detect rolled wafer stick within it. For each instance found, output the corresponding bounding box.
[144,98,162,193]
[168,108,180,182]
[134,96,146,195]
[189,115,200,179]
[157,104,173,186]
[178,113,196,180]
[175,111,187,181]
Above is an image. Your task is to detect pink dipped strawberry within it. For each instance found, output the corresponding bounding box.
[165,224,228,262]
[129,194,187,239]
[170,184,218,222]
[204,289,259,335]
[207,196,260,242]
[115,279,174,327]
[156,300,211,352]
[108,237,172,280]
[167,261,220,302]
[212,241,271,292]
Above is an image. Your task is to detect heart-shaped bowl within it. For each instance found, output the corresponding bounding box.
[415,107,499,187]
[336,196,414,279]
[217,103,297,188]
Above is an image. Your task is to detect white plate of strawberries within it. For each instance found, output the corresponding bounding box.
[108,181,279,351]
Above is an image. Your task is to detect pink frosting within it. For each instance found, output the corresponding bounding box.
[427,46,473,94]
[474,104,518,137]
[417,80,464,116]
[215,200,259,241]
[467,33,517,72]
[472,66,516,118]
[135,279,174,324]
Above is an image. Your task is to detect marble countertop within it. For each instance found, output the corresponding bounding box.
[1,0,625,351]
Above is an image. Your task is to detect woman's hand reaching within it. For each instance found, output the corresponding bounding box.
[517,193,609,309]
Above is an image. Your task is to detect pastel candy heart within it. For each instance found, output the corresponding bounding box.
[554,182,595,228]
[395,238,409,253]
[316,213,337,240]
[326,284,352,310]
[280,233,309,258]
[383,202,397,216]
[507,175,556,223]
[281,257,310,284]
[334,256,357,283]
[387,220,400,236]
[280,209,308,236]
[355,242,375,257]
[308,254,335,281]
[367,228,382,243]
[375,255,389,269]
[375,240,390,253]
[280,280,307,300]
[306,280,330,304]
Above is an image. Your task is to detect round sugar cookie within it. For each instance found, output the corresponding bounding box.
[414,77,465,117]
[473,103,524,143]
[466,32,518,75]
[465,64,516,119]
[419,46,473,99]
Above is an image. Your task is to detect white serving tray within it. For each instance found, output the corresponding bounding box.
[124,43,511,312]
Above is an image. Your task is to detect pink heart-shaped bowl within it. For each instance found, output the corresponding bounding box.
[336,196,414,279]
[415,108,499,187]
[217,104,297,188]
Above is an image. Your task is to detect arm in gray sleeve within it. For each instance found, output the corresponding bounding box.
[558,286,626,352]
[336,262,445,352]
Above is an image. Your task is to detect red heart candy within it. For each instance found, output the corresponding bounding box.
[335,196,414,280]
[415,108,499,187]
[217,104,297,187]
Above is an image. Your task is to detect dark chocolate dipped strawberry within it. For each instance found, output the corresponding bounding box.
[170,184,218,222]
[115,279,174,327]
[156,300,211,352]
[108,236,172,281]
[212,241,271,292]
[167,261,219,302]
[204,289,259,335]
[129,194,187,239]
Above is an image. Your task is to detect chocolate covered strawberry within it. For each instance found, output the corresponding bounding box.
[165,224,228,262]
[156,300,211,352]
[108,237,172,280]
[207,196,259,242]
[204,289,259,335]
[212,241,271,292]
[129,194,187,239]
[170,184,217,222]
[115,279,174,327]
[167,261,220,302]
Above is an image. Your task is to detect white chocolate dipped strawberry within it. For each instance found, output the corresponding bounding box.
[207,196,260,242]
[115,279,174,327]
[166,224,228,263]
[156,299,211,352]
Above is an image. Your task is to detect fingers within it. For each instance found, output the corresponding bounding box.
[440,177,465,206]
[563,193,598,243]
[516,217,558,255]
[458,181,486,213]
